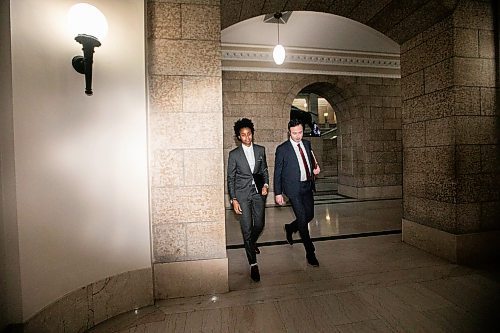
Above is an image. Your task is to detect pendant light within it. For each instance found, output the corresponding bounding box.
[273,12,285,65]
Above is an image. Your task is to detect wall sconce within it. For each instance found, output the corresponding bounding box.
[68,3,108,96]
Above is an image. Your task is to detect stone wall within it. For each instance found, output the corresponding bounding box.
[322,138,338,177]
[401,0,500,263]
[147,0,228,298]
[222,72,402,201]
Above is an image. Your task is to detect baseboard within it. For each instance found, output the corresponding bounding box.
[402,219,500,264]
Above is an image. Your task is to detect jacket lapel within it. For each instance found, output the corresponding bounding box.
[252,146,260,174]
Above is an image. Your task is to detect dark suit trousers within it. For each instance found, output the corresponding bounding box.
[288,181,315,255]
[238,188,265,265]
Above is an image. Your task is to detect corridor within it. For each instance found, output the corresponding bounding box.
[89,198,500,332]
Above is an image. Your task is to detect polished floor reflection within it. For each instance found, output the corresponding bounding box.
[226,198,402,246]
[89,198,500,333]
[227,176,401,246]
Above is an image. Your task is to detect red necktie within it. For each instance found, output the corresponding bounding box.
[297,143,311,180]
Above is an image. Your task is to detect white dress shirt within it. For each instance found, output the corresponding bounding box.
[242,143,258,192]
[242,143,255,172]
[290,138,311,181]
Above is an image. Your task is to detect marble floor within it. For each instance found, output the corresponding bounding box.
[226,198,402,246]
[89,198,500,333]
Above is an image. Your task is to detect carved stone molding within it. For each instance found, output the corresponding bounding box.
[222,44,400,78]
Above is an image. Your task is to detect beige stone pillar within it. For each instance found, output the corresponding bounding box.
[335,77,402,200]
[401,0,500,264]
[147,0,227,299]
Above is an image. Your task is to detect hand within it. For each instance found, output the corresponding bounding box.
[232,200,242,214]
[275,194,285,206]
[261,186,268,196]
[313,164,320,175]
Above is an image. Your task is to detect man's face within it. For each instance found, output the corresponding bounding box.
[238,127,253,147]
[289,124,303,143]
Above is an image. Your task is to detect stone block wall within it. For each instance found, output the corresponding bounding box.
[222,72,402,201]
[322,138,338,177]
[147,0,228,299]
[401,0,499,235]
[401,0,500,263]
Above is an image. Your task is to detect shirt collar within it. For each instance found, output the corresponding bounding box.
[242,143,253,152]
[289,138,302,146]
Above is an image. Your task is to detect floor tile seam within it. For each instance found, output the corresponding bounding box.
[347,294,401,333]
[272,295,375,331]
[271,300,288,331]
[153,264,459,316]
[409,268,479,285]
[154,281,360,315]
[332,317,396,332]
[224,198,401,211]
[154,285,375,318]
[226,229,403,249]
[300,263,467,292]
[419,278,500,315]
[353,290,441,333]
[151,273,463,325]
[370,294,491,332]
[381,283,458,314]
[89,310,167,333]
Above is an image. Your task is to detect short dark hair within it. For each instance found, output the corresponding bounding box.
[234,118,255,139]
[288,118,303,130]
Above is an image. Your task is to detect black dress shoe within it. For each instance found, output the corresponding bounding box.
[284,224,294,245]
[306,254,320,267]
[254,244,260,254]
[250,265,260,282]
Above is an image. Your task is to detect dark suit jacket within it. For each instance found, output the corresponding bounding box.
[227,144,269,202]
[274,139,316,198]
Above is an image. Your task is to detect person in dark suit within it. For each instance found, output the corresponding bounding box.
[274,118,321,267]
[227,118,269,282]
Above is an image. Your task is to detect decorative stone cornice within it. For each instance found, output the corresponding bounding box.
[221,44,401,78]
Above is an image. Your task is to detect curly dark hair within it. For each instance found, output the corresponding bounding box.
[233,118,255,140]
[288,118,303,130]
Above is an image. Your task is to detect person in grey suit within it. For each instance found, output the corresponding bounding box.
[274,118,321,267]
[227,118,269,282]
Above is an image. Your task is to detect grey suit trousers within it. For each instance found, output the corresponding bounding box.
[238,188,265,265]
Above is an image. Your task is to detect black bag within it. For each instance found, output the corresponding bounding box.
[252,173,265,194]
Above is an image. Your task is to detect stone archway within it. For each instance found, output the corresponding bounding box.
[223,72,402,201]
[283,75,403,199]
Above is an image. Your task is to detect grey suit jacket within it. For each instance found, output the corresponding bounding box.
[227,144,269,202]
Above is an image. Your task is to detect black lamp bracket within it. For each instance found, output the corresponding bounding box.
[72,34,101,96]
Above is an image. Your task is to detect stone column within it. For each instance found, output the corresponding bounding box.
[147,0,227,298]
[401,0,500,263]
[309,93,319,123]
[336,77,402,200]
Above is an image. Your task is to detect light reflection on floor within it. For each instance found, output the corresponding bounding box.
[226,199,402,246]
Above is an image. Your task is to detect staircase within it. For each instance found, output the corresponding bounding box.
[314,177,356,204]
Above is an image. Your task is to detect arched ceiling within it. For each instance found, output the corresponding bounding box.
[222,11,400,54]
[220,11,402,77]
[220,0,459,44]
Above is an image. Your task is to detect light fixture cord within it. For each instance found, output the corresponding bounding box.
[277,19,280,44]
